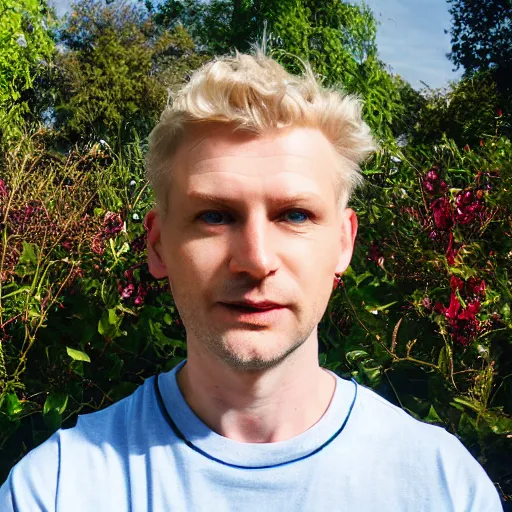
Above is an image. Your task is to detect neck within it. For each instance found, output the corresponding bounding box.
[176,337,336,443]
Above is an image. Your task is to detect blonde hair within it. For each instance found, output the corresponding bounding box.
[146,50,376,214]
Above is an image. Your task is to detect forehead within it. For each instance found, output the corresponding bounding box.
[170,124,339,203]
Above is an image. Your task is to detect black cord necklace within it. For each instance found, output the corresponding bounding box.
[153,373,358,470]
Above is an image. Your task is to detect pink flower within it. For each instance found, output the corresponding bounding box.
[367,241,384,264]
[121,283,135,299]
[130,233,147,253]
[103,212,123,237]
[0,179,7,197]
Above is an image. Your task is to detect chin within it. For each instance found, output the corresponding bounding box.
[207,332,306,372]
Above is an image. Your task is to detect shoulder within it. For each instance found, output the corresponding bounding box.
[0,376,159,511]
[347,381,503,511]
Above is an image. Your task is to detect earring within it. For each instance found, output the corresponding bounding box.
[333,272,344,290]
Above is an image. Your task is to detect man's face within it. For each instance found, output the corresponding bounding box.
[146,124,357,371]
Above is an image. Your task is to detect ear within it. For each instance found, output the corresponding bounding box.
[335,208,358,275]
[145,209,168,279]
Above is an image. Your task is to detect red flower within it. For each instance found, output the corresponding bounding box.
[450,275,464,291]
[423,167,447,196]
[445,292,461,320]
[459,300,480,320]
[434,290,481,346]
[103,212,123,237]
[431,197,453,230]
[497,109,503,117]
[367,241,384,265]
[468,278,486,297]
[446,231,457,265]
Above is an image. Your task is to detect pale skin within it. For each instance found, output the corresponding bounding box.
[145,123,357,443]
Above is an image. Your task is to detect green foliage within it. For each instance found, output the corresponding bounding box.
[154,0,259,54]
[320,135,512,500]
[0,131,186,480]
[54,0,202,143]
[0,0,54,142]
[447,0,512,137]
[447,0,512,77]
[155,0,406,142]
[412,71,505,146]
[261,0,406,141]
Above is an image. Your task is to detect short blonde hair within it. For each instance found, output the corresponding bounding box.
[146,51,376,214]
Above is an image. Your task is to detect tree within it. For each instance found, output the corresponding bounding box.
[54,0,204,144]
[154,0,259,54]
[447,0,512,99]
[155,0,408,141]
[411,71,502,146]
[448,0,512,73]
[0,0,54,142]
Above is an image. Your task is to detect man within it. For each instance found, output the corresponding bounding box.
[0,51,503,511]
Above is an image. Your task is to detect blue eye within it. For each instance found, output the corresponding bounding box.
[284,210,309,223]
[198,210,310,225]
[200,211,229,224]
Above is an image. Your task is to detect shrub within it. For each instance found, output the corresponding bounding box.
[321,135,512,501]
[0,131,186,479]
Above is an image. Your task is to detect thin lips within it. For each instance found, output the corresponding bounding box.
[222,300,283,310]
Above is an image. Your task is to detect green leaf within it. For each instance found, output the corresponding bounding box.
[43,409,62,431]
[66,346,91,363]
[108,307,119,325]
[4,393,23,417]
[482,412,512,435]
[452,397,481,413]
[424,405,443,425]
[18,241,38,266]
[368,301,398,313]
[438,347,449,377]
[98,311,110,336]
[346,350,370,364]
[117,242,130,257]
[43,393,68,415]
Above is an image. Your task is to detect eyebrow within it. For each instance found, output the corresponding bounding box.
[186,190,325,207]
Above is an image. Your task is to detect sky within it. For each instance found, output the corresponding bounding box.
[49,0,463,91]
[358,0,462,90]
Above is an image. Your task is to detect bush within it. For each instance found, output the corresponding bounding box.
[0,131,186,479]
[321,135,512,501]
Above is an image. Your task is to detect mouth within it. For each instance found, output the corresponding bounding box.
[221,302,283,312]
[217,302,287,323]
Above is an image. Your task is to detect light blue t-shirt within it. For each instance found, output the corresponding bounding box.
[0,361,503,511]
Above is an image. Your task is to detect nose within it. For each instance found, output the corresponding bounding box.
[228,212,279,280]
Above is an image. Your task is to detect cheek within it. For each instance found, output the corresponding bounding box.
[171,239,222,284]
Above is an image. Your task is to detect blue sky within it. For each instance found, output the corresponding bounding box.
[358,0,462,90]
[49,0,462,90]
